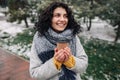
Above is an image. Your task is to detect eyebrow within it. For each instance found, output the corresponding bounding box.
[53,13,67,15]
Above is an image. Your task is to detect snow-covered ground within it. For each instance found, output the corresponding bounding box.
[0,20,26,36]
[0,13,34,37]
[0,12,120,57]
[79,18,119,42]
[0,12,119,42]
[0,13,34,56]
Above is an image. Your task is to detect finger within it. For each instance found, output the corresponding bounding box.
[54,48,58,52]
[64,53,69,61]
[56,54,65,62]
[59,54,65,62]
[64,47,71,55]
[54,49,65,61]
[57,51,65,59]
[54,48,63,57]
[64,47,70,52]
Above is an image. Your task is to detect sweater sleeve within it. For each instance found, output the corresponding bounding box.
[29,34,60,80]
[53,55,75,69]
[63,55,75,68]
[67,36,88,74]
[53,58,62,70]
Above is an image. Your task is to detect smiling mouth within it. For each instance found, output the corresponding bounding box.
[57,23,66,27]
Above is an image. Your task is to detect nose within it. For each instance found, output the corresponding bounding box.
[60,16,65,21]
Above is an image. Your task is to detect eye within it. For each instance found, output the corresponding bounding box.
[53,13,60,17]
[64,14,68,18]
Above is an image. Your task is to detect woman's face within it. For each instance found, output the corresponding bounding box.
[52,7,68,32]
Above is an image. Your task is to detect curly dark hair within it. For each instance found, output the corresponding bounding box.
[35,2,81,36]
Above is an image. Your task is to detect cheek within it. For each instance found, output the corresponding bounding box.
[52,18,56,24]
[51,19,57,29]
[65,18,68,23]
[65,19,68,26]
[66,19,68,23]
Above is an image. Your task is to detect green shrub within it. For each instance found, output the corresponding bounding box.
[12,28,35,45]
[80,37,120,80]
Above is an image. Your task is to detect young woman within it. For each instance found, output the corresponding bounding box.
[29,2,88,80]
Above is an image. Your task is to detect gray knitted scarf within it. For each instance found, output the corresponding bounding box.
[36,28,77,80]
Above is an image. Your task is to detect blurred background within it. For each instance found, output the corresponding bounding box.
[0,0,120,80]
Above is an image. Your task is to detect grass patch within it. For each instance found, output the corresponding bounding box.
[0,28,35,58]
[0,29,120,80]
[11,28,35,45]
[80,37,120,80]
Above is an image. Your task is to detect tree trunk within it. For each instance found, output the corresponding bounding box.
[83,17,86,23]
[87,17,92,31]
[87,0,93,31]
[24,17,29,28]
[114,24,120,43]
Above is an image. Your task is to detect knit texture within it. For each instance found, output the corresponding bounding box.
[35,28,77,80]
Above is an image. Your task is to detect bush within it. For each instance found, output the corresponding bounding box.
[80,37,120,80]
[12,28,35,45]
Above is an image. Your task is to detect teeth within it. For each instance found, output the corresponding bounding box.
[57,23,64,26]
[58,24,64,26]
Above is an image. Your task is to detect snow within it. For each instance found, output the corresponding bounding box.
[0,21,26,36]
[0,12,34,56]
[0,12,118,42]
[0,13,4,16]
[80,20,118,42]
[0,13,34,37]
[0,12,119,42]
[0,12,120,56]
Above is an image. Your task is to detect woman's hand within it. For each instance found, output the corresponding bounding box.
[63,47,72,62]
[54,48,65,62]
[54,47,72,63]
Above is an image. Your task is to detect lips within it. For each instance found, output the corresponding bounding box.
[57,24,64,27]
[57,23,66,27]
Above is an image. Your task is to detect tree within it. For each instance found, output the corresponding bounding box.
[28,0,56,23]
[97,0,120,43]
[69,0,103,31]
[7,0,30,27]
[0,0,7,8]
